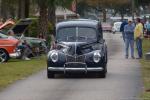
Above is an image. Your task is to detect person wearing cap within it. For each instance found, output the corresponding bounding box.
[134,18,143,59]
[124,19,135,59]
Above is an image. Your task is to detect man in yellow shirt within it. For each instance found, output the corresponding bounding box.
[134,18,143,59]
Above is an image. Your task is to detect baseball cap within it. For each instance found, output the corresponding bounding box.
[128,19,132,22]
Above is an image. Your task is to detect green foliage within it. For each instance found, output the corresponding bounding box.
[28,19,39,37]
[27,19,53,37]
[140,39,150,98]
[48,22,53,33]
[135,0,150,7]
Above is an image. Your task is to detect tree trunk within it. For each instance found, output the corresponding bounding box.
[48,5,56,35]
[25,0,30,18]
[121,13,124,21]
[102,8,106,22]
[18,0,25,19]
[18,0,29,19]
[0,0,1,17]
[38,4,48,38]
[1,0,8,20]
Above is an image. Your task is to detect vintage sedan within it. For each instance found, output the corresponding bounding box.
[47,19,108,78]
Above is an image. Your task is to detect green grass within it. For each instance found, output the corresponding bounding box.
[140,39,150,99]
[0,56,46,90]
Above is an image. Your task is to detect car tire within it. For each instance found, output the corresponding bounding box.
[98,63,107,78]
[47,70,54,78]
[0,49,9,63]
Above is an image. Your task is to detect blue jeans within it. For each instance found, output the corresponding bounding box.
[125,38,134,57]
[136,38,143,58]
[122,32,125,42]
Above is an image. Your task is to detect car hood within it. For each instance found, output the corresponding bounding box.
[55,40,100,55]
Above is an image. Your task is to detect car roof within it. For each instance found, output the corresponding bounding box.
[56,19,100,29]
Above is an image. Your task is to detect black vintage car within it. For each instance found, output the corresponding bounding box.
[47,19,108,78]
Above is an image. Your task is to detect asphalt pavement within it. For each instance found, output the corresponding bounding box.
[0,33,143,100]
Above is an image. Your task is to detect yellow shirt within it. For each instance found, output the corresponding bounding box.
[134,23,143,39]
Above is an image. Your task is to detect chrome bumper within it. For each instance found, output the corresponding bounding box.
[48,67,103,73]
[9,52,21,58]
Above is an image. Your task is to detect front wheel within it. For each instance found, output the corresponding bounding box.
[0,49,9,63]
[98,63,107,78]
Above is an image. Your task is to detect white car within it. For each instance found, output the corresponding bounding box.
[112,22,122,34]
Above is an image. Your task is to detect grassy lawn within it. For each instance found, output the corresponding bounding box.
[140,39,150,99]
[0,56,46,91]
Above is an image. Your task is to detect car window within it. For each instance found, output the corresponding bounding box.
[57,27,97,42]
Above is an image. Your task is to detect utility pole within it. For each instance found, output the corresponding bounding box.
[132,0,135,20]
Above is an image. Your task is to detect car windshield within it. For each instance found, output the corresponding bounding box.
[57,27,97,42]
[0,33,8,39]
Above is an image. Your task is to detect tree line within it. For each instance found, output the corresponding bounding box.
[0,0,150,37]
[77,0,150,22]
[0,0,73,37]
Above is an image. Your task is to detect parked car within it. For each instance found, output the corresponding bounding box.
[112,22,122,34]
[0,33,20,62]
[22,37,47,56]
[47,19,108,78]
[10,18,47,56]
[102,23,112,32]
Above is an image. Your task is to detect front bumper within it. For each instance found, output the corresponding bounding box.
[9,51,21,58]
[47,62,104,73]
[48,67,103,72]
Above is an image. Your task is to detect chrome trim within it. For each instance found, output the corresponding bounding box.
[9,52,21,58]
[0,44,15,46]
[66,55,86,63]
[48,67,103,72]
[65,62,86,64]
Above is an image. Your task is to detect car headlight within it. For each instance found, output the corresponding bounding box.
[93,51,101,63]
[50,51,58,63]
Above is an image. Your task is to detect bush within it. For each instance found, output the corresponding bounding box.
[28,19,53,38]
[28,19,39,37]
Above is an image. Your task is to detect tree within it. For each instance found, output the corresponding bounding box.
[36,0,48,37]
[0,0,18,20]
[113,3,131,20]
[76,0,90,17]
[18,0,30,19]
[47,0,73,34]
[35,0,73,37]
[79,0,130,21]
[135,0,150,7]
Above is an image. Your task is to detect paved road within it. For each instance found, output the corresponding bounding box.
[0,33,143,100]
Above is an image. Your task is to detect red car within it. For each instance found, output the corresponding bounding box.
[0,33,20,62]
[102,23,112,32]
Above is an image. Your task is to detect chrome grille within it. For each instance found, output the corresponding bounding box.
[65,63,86,68]
[66,55,85,62]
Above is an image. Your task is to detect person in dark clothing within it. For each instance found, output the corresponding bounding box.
[120,20,128,42]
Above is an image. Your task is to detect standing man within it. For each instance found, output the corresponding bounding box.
[134,18,143,59]
[120,20,128,42]
[124,19,135,59]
